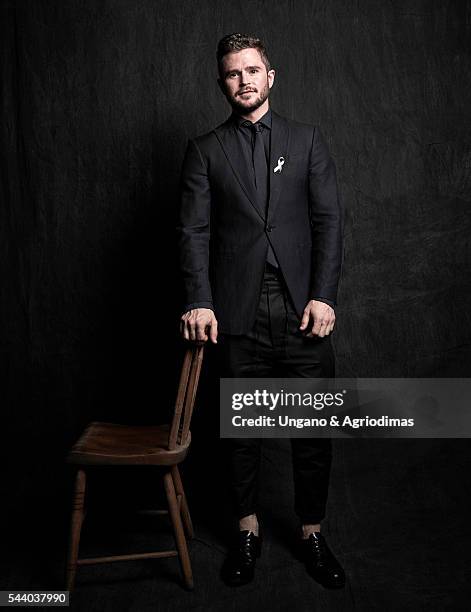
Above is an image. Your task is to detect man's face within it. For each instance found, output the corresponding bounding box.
[218,48,275,114]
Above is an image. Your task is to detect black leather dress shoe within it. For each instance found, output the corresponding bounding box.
[221,530,262,586]
[301,533,345,589]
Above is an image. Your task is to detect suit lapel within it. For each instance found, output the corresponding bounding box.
[267,110,290,222]
[213,109,291,222]
[213,119,264,220]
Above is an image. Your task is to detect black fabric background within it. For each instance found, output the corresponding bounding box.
[1,0,470,581]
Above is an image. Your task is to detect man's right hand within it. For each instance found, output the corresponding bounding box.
[180,308,218,344]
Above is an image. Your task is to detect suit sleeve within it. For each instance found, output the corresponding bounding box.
[308,126,344,305]
[177,139,214,313]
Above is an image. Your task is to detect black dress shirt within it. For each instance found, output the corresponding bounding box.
[231,106,272,169]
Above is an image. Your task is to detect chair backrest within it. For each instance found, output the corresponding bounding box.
[168,343,205,450]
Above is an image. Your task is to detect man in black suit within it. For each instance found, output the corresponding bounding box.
[178,33,345,588]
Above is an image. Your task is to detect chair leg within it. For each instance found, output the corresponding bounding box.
[171,465,194,539]
[66,469,87,592]
[164,471,194,590]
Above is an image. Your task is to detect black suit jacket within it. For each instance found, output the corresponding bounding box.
[177,109,343,335]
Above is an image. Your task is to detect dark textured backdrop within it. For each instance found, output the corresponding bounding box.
[1,0,470,569]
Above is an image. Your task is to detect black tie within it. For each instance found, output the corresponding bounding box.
[249,122,278,268]
[250,122,268,210]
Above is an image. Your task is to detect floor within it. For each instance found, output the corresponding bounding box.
[2,435,470,611]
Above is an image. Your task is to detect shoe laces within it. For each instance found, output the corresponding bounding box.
[238,531,257,562]
[307,534,327,561]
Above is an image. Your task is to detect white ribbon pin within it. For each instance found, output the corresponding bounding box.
[273,156,285,174]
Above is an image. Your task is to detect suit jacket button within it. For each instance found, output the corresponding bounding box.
[267,225,275,232]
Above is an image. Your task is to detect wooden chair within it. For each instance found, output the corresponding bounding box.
[65,343,204,591]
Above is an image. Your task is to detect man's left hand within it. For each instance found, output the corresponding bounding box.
[299,300,335,338]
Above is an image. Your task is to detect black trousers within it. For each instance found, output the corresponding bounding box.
[218,263,334,524]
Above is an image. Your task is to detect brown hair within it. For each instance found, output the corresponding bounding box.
[216,33,271,74]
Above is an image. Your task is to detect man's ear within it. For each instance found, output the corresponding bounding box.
[268,69,276,89]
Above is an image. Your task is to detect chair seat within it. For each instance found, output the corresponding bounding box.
[67,421,191,466]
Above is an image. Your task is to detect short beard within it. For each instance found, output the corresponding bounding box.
[228,81,270,114]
